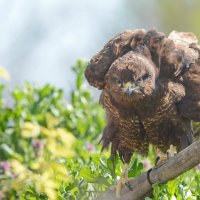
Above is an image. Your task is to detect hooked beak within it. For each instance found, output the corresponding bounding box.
[123,82,138,96]
[127,87,134,96]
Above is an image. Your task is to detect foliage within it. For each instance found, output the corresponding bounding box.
[0,62,200,199]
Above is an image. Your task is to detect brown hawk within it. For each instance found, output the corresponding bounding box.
[85,29,200,196]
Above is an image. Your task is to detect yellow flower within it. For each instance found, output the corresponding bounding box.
[0,66,10,81]
[34,173,57,200]
[8,160,33,191]
[41,127,76,158]
[32,159,70,200]
[21,122,40,138]
[7,159,71,200]
[45,113,60,129]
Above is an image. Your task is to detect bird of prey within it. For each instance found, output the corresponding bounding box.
[85,29,200,197]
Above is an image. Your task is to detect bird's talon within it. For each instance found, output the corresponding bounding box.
[155,156,160,166]
[155,156,168,166]
[125,181,133,191]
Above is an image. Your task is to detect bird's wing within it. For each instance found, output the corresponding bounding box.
[168,31,198,45]
[141,29,188,79]
[168,31,200,121]
[177,60,200,121]
[168,31,199,67]
[85,29,146,89]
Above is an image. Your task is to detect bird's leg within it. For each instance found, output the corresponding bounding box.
[116,163,131,198]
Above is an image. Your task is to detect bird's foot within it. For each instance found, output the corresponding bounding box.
[155,155,168,166]
[113,163,132,198]
[155,145,177,167]
[154,147,168,167]
[167,144,177,158]
[115,176,129,198]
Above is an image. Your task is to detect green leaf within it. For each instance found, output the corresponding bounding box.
[128,158,143,178]
[79,167,98,183]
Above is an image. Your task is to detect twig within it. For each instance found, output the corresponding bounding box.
[99,140,200,200]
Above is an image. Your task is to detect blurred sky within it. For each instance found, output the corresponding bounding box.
[0,0,199,93]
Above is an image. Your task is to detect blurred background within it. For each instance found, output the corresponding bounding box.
[0,0,200,92]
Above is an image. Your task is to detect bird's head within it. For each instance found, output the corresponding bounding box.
[106,51,157,105]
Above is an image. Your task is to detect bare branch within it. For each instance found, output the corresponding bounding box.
[100,140,200,200]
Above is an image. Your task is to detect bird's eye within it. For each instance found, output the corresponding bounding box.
[142,73,150,80]
[137,77,143,83]
[137,74,150,83]
[116,79,122,85]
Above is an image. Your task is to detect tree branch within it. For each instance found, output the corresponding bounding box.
[99,140,200,200]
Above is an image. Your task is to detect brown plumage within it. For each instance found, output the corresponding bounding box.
[85,29,199,165]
